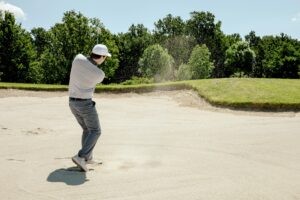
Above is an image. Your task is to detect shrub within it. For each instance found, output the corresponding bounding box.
[138,44,174,82]
[121,76,154,85]
[175,64,192,80]
[188,44,214,79]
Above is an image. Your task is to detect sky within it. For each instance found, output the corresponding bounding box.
[1,0,300,39]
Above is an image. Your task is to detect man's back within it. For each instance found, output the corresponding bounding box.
[68,54,105,99]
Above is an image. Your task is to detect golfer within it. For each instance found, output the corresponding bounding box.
[68,44,111,172]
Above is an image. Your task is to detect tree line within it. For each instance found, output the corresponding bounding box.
[0,10,299,84]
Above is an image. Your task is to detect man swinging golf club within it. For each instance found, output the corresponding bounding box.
[68,44,111,172]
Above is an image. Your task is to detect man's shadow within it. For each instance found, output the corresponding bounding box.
[47,167,89,186]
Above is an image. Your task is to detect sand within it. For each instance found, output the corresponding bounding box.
[0,89,299,200]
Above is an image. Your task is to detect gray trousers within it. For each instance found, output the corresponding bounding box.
[69,98,101,161]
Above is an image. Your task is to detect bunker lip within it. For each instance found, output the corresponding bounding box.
[0,89,298,117]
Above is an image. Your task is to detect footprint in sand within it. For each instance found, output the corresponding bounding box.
[7,158,26,162]
[0,125,9,130]
[25,128,53,135]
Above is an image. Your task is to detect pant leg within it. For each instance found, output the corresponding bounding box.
[69,105,89,147]
[69,100,101,160]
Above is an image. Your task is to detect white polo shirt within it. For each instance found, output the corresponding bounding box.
[68,54,105,99]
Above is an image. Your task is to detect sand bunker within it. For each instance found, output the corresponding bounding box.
[0,89,299,200]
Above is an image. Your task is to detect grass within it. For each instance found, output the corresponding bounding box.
[1,78,300,111]
[0,82,68,91]
[185,78,300,110]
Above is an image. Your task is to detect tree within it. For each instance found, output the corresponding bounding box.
[153,14,186,43]
[96,27,119,83]
[114,24,153,82]
[225,33,242,47]
[224,41,256,77]
[245,31,260,47]
[188,44,214,79]
[26,61,44,83]
[0,11,35,82]
[31,27,51,57]
[27,27,52,83]
[186,11,227,78]
[138,44,174,82]
[260,35,300,78]
[186,11,217,44]
[153,14,196,71]
[245,31,264,77]
[162,35,196,70]
[39,10,119,84]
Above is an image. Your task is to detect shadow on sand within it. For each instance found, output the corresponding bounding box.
[47,167,88,185]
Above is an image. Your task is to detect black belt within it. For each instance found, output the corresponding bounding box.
[69,97,91,101]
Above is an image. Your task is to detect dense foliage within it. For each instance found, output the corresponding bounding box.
[224,41,256,77]
[138,44,174,82]
[0,10,299,84]
[188,44,214,79]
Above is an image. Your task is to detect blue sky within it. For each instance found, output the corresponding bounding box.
[1,0,300,39]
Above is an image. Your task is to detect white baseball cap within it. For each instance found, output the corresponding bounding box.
[92,44,111,57]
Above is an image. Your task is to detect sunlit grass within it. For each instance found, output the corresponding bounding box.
[184,78,300,110]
